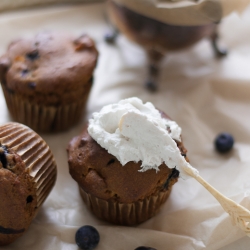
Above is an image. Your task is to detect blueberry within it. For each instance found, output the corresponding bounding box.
[26,50,39,60]
[214,133,234,153]
[26,195,33,204]
[163,168,179,189]
[0,145,8,169]
[21,69,29,77]
[104,32,117,44]
[135,247,157,250]
[28,82,36,89]
[75,225,100,250]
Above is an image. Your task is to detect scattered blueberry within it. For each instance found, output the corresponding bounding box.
[26,195,33,204]
[28,82,36,89]
[21,69,29,77]
[75,225,100,250]
[135,247,157,250]
[26,50,39,60]
[104,32,117,44]
[0,145,8,169]
[214,133,234,153]
[163,167,179,189]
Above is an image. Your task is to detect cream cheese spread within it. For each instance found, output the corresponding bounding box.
[88,97,198,179]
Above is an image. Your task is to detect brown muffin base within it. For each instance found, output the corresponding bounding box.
[1,79,92,133]
[79,185,172,226]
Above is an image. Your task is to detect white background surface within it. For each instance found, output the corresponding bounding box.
[1,2,250,249]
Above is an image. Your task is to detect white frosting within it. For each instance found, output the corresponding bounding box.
[88,97,198,179]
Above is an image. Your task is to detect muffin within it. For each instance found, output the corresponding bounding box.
[0,122,57,245]
[0,32,98,132]
[67,97,190,225]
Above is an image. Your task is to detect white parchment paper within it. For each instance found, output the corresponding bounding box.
[1,2,250,249]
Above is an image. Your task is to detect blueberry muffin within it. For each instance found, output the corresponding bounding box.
[0,32,98,132]
[0,122,57,245]
[67,98,188,225]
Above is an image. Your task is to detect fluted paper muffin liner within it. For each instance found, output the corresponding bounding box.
[1,83,91,132]
[0,122,57,210]
[79,186,171,225]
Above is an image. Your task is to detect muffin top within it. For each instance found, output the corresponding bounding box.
[0,32,98,105]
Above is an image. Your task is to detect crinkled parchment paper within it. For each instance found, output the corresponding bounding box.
[1,2,250,250]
